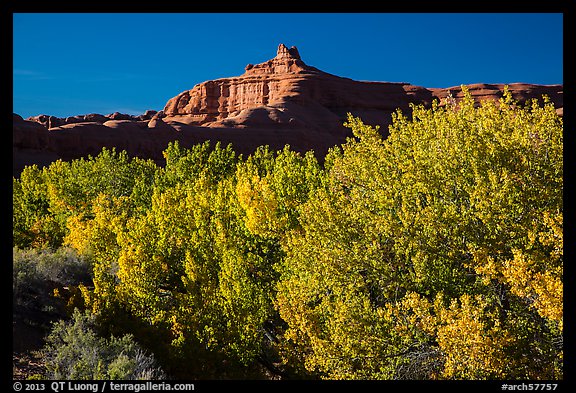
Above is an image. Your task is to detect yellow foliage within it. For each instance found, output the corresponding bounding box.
[236,174,283,237]
[503,249,563,328]
[470,210,563,329]
[436,294,514,379]
[64,213,94,256]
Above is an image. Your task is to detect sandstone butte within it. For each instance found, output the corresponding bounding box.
[13,44,563,177]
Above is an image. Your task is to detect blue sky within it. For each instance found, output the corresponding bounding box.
[13,13,563,119]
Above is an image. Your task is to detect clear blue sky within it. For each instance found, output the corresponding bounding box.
[13,13,563,119]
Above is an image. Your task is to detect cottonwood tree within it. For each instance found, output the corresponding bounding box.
[275,87,562,379]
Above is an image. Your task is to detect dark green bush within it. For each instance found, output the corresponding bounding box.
[13,247,92,308]
[42,309,166,380]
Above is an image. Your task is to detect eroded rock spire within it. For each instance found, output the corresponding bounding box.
[276,43,301,60]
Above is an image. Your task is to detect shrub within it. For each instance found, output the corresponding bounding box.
[13,247,92,312]
[42,309,166,380]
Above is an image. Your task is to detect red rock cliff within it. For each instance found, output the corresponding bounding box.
[161,44,437,131]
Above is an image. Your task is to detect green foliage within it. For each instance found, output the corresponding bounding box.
[13,165,60,248]
[13,247,92,313]
[13,148,158,250]
[157,140,237,190]
[42,309,165,380]
[107,142,321,376]
[236,145,322,238]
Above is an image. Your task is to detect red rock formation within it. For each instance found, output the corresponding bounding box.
[13,114,59,176]
[161,43,562,134]
[162,44,435,132]
[430,83,563,114]
[13,44,563,177]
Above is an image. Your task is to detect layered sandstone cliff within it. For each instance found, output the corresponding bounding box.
[13,44,563,176]
[161,44,437,132]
